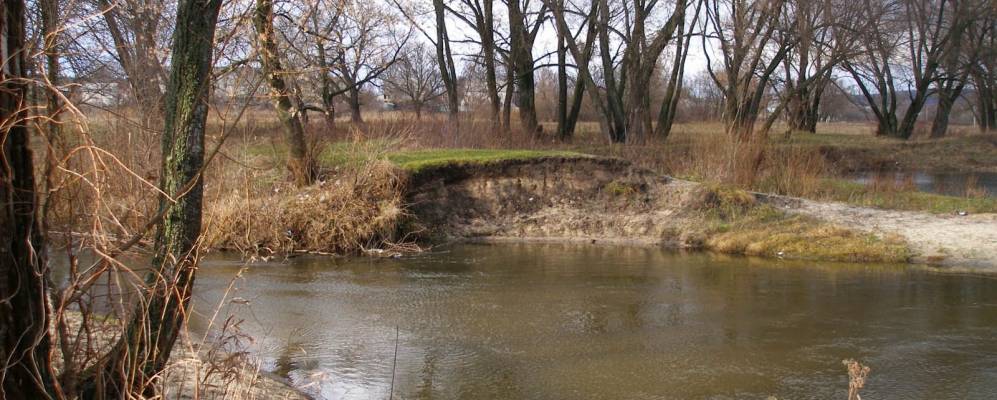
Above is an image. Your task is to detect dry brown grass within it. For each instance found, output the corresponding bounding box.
[202,137,408,255]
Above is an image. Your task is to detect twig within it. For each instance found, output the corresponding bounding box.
[388,325,399,400]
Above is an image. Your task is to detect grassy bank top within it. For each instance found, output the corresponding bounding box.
[385,148,589,172]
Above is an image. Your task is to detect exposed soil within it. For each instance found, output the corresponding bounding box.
[405,157,707,248]
[405,157,997,271]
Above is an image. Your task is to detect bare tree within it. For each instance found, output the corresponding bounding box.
[254,0,314,187]
[703,0,794,139]
[326,0,407,124]
[94,0,172,128]
[973,18,997,132]
[82,0,223,396]
[508,0,548,136]
[844,0,981,139]
[776,0,861,134]
[432,0,461,127]
[383,42,446,119]
[450,0,503,129]
[656,0,704,139]
[547,0,615,140]
[929,1,992,138]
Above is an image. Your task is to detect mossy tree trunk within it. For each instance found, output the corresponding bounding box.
[80,0,222,397]
[254,0,314,187]
[1,1,57,397]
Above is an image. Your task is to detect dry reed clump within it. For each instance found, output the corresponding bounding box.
[753,144,830,196]
[655,130,833,197]
[202,159,406,255]
[843,359,871,400]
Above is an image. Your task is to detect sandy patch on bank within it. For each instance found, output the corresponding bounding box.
[765,195,997,270]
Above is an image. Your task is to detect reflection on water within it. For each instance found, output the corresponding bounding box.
[190,244,997,400]
[850,171,997,197]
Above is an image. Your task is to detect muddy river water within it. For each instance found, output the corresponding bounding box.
[189,243,997,399]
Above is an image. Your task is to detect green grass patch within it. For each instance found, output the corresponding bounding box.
[386,148,588,172]
[691,186,912,262]
[818,179,997,214]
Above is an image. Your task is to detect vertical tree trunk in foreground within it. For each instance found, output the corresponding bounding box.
[1,1,57,397]
[254,0,314,186]
[80,0,222,397]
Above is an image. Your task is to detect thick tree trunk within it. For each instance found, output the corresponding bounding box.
[565,80,585,139]
[931,98,954,139]
[323,99,336,131]
[508,0,539,136]
[1,2,57,397]
[348,86,363,124]
[254,0,313,187]
[930,84,964,139]
[981,86,997,132]
[624,80,652,143]
[317,42,337,132]
[896,82,932,140]
[80,0,222,397]
[875,115,900,138]
[973,72,996,132]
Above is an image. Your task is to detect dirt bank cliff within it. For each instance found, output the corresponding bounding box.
[403,156,996,271]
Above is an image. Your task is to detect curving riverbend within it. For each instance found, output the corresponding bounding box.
[190,243,997,400]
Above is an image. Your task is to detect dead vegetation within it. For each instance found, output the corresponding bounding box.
[203,159,406,255]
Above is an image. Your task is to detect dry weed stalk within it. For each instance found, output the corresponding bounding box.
[842,359,871,400]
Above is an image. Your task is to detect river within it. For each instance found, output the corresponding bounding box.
[189,243,997,400]
[848,171,997,197]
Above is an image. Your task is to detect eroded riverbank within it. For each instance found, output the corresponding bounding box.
[405,157,996,270]
[205,155,995,271]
